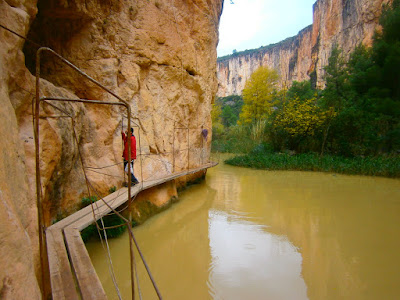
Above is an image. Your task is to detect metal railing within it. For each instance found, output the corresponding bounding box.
[34,47,210,299]
[34,47,141,300]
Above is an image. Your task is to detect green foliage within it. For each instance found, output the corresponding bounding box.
[321,45,351,112]
[212,95,254,153]
[225,152,400,178]
[108,186,117,194]
[216,95,243,127]
[211,124,258,153]
[81,215,129,242]
[98,214,127,238]
[271,96,334,152]
[213,1,400,169]
[317,1,400,155]
[274,97,331,137]
[286,80,315,101]
[81,196,98,208]
[80,195,129,242]
[81,224,97,242]
[239,66,279,124]
[221,105,238,127]
[249,142,275,155]
[211,101,224,146]
[251,120,267,142]
[373,0,400,102]
[211,102,222,125]
[369,0,400,150]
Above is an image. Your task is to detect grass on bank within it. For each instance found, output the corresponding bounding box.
[224,147,400,178]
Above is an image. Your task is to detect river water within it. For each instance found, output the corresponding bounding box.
[86,155,400,300]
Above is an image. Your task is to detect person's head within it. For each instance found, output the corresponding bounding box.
[131,128,134,134]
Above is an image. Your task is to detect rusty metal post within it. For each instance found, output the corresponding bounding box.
[122,117,126,183]
[34,47,137,300]
[126,108,132,205]
[173,121,175,173]
[138,124,143,189]
[128,225,135,300]
[126,107,136,300]
[35,47,49,299]
[201,126,204,166]
[127,226,163,300]
[187,128,190,171]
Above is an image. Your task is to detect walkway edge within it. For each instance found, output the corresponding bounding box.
[46,162,218,299]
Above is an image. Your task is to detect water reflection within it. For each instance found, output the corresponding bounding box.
[87,157,400,300]
[207,210,307,300]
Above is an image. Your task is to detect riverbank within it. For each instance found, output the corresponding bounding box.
[224,152,400,178]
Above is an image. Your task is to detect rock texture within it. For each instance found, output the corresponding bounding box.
[217,0,392,96]
[0,0,223,298]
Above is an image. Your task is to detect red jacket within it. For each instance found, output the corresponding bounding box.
[122,132,137,160]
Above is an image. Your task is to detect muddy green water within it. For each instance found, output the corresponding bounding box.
[86,157,400,300]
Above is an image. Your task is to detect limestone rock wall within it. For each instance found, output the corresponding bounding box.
[0,1,41,298]
[217,26,312,95]
[0,0,223,298]
[217,0,391,96]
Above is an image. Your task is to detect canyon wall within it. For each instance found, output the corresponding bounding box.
[0,0,223,298]
[217,0,392,97]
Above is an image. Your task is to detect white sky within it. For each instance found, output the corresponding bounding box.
[217,0,317,57]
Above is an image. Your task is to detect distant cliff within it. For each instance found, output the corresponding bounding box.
[217,0,392,97]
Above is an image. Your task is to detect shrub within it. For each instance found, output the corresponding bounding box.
[81,196,98,209]
[80,195,132,242]
[225,152,400,178]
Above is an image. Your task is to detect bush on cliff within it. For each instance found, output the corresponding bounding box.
[80,193,129,242]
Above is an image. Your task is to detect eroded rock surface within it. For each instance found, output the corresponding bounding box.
[217,0,392,96]
[0,0,223,298]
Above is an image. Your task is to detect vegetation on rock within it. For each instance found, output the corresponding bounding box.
[213,1,400,177]
[80,194,129,242]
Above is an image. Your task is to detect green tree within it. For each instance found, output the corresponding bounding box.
[239,66,279,124]
[287,80,315,101]
[373,0,400,101]
[272,97,332,152]
[216,95,243,127]
[324,0,400,154]
[221,106,238,127]
[211,102,222,125]
[368,0,400,151]
[274,97,330,137]
[321,45,351,112]
[211,102,224,138]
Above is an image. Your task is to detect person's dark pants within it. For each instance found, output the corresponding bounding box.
[124,160,139,184]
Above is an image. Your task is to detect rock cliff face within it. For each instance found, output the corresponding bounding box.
[0,0,223,298]
[217,0,392,96]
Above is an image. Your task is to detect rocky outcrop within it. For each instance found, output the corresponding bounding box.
[0,0,223,298]
[217,0,392,96]
[217,26,313,95]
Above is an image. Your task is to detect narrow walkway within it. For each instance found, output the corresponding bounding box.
[46,162,217,300]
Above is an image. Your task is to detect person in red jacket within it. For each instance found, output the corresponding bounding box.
[121,128,139,185]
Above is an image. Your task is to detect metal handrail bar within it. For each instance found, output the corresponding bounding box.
[34,47,135,299]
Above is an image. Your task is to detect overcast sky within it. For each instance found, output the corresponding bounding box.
[217,0,317,57]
